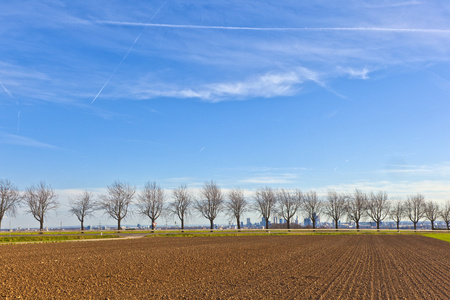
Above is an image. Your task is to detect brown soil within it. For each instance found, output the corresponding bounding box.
[1,235,449,299]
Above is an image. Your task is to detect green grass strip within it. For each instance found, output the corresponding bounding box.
[0,231,86,236]
[0,235,119,243]
[420,233,450,243]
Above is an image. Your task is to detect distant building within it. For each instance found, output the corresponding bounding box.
[240,221,244,228]
[247,218,251,226]
[304,218,312,227]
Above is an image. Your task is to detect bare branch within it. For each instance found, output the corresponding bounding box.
[97,181,135,230]
[226,188,248,229]
[23,182,59,231]
[367,191,390,229]
[440,200,450,230]
[0,179,21,230]
[389,198,405,230]
[69,190,96,231]
[195,181,224,229]
[254,186,277,229]
[277,189,301,229]
[302,190,322,229]
[137,182,165,230]
[424,201,440,230]
[169,185,193,230]
[324,190,347,229]
[346,189,367,230]
[405,194,426,230]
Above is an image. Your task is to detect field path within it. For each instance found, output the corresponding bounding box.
[0,235,449,299]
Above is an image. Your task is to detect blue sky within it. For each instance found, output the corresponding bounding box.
[1,0,450,228]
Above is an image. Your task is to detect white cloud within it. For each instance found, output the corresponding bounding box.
[364,1,422,8]
[321,180,450,202]
[381,162,450,176]
[126,67,319,102]
[240,173,299,185]
[338,67,371,79]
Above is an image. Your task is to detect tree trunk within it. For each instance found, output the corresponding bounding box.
[335,220,338,229]
[236,217,240,229]
[210,219,214,230]
[81,220,84,231]
[312,219,316,229]
[151,218,155,230]
[377,221,380,230]
[265,218,269,230]
[447,221,449,230]
[117,218,121,230]
[40,220,44,233]
[356,221,359,230]
[413,222,417,230]
[431,221,434,230]
[181,218,184,230]
[286,219,290,229]
[396,221,400,230]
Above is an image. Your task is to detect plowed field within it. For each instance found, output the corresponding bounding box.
[1,235,449,299]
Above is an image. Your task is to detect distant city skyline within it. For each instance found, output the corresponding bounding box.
[1,1,450,227]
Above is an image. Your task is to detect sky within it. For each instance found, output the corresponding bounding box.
[1,0,450,228]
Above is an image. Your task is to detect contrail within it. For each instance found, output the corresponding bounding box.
[0,80,16,104]
[0,80,21,133]
[17,111,21,134]
[97,21,450,34]
[91,1,167,104]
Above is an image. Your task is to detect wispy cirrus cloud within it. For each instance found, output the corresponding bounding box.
[381,162,450,176]
[338,67,371,79]
[123,67,320,102]
[0,132,60,149]
[239,174,298,185]
[322,179,450,202]
[364,1,423,8]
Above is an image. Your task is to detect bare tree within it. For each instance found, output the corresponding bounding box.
[324,190,347,229]
[389,198,405,230]
[254,187,277,230]
[98,181,135,230]
[277,189,301,229]
[424,201,440,230]
[226,188,248,229]
[405,194,426,230]
[440,200,450,230]
[346,189,367,230]
[24,182,59,231]
[68,190,96,231]
[0,179,22,230]
[137,182,165,230]
[170,185,193,230]
[195,181,224,230]
[302,190,322,229]
[367,191,390,230]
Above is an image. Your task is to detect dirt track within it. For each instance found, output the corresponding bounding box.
[1,235,449,299]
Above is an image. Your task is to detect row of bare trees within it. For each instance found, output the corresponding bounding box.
[0,180,58,231]
[1,179,450,231]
